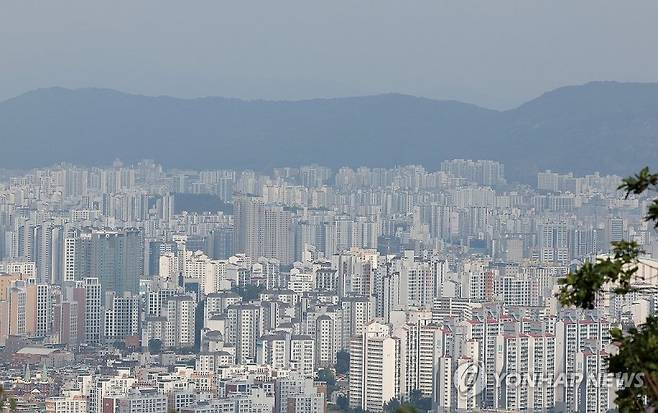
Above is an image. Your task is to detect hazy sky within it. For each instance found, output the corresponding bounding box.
[1,0,658,109]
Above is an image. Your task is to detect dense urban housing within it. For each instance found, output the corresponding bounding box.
[0,160,653,412]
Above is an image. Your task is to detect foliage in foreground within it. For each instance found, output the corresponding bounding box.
[558,167,658,411]
[383,390,432,413]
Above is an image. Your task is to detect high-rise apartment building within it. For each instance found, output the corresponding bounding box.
[233,194,264,260]
[264,205,294,265]
[73,278,103,345]
[394,319,443,399]
[349,321,398,412]
[104,292,140,342]
[66,228,144,296]
[226,303,262,363]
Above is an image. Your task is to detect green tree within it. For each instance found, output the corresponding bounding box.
[407,390,431,413]
[336,395,349,411]
[335,350,350,375]
[408,390,422,405]
[558,167,658,411]
[391,404,417,413]
[9,398,16,411]
[0,385,5,411]
[231,284,264,302]
[386,391,431,413]
[385,398,424,413]
[384,399,418,413]
[147,338,163,354]
[317,368,338,396]
[384,398,401,413]
[317,368,336,386]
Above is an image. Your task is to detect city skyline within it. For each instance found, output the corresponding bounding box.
[2,2,657,412]
[0,158,654,412]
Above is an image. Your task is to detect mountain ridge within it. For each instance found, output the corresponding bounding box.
[1,81,657,182]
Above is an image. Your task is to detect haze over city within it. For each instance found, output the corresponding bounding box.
[1,2,658,413]
[2,1,658,108]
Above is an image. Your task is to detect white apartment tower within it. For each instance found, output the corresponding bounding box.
[555,313,611,412]
[104,292,140,342]
[349,321,398,412]
[290,334,315,377]
[82,278,103,345]
[495,333,556,411]
[394,320,443,399]
[226,303,262,363]
[162,295,196,349]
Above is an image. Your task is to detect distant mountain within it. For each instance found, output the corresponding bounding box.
[1,81,657,182]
